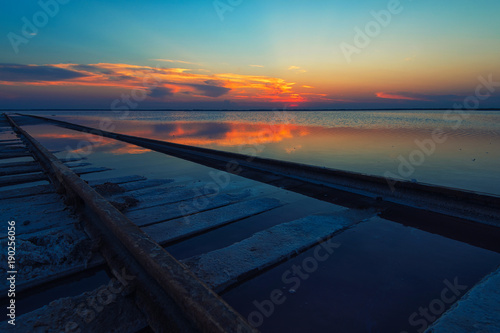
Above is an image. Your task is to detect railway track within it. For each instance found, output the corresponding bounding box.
[1,113,499,332]
[1,114,257,332]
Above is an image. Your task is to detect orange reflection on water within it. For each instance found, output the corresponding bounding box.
[34,121,311,155]
[32,120,430,161]
[28,115,500,195]
[34,119,467,161]
[154,122,308,147]
[35,131,151,155]
[108,145,151,155]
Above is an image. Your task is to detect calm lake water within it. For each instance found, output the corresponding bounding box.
[15,110,500,195]
[7,110,500,333]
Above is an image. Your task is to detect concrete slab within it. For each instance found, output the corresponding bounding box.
[73,166,112,175]
[127,191,252,227]
[0,160,38,168]
[0,283,147,333]
[117,178,174,192]
[0,164,43,176]
[183,209,371,291]
[145,197,282,245]
[0,184,55,200]
[0,207,76,238]
[87,175,146,186]
[0,193,62,212]
[0,152,31,159]
[0,172,48,187]
[426,266,500,333]
[124,181,263,213]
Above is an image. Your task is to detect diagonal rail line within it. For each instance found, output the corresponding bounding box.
[4,114,258,333]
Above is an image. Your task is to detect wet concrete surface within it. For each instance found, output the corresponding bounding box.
[222,218,500,333]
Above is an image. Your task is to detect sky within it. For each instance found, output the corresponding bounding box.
[1,0,500,109]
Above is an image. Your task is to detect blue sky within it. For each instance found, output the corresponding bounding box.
[1,0,499,109]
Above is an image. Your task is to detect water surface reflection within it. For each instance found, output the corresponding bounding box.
[18,111,500,195]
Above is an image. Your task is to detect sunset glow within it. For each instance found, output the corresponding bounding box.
[1,1,499,109]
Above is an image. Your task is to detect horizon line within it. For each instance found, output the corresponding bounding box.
[2,108,500,112]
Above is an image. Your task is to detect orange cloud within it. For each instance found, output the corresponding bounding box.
[288,66,307,73]
[151,59,201,66]
[0,62,315,105]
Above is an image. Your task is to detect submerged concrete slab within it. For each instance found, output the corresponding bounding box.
[118,184,215,211]
[183,210,372,292]
[0,172,47,187]
[0,160,37,168]
[0,140,24,147]
[0,151,31,159]
[145,197,282,244]
[125,195,234,226]
[87,175,147,186]
[65,162,92,168]
[118,184,200,210]
[73,166,112,175]
[0,184,55,200]
[128,191,251,227]
[0,146,27,152]
[0,193,63,212]
[0,207,76,238]
[0,164,43,176]
[426,266,500,333]
[123,181,266,221]
[0,139,21,143]
[117,178,174,192]
[0,282,147,333]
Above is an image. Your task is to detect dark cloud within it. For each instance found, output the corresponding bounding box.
[417,93,462,101]
[108,75,134,81]
[0,63,89,82]
[222,99,238,109]
[204,80,224,86]
[70,64,114,75]
[147,87,174,98]
[160,80,231,98]
[378,91,463,102]
[187,83,231,98]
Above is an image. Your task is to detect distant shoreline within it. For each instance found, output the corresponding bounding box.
[3,108,500,112]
